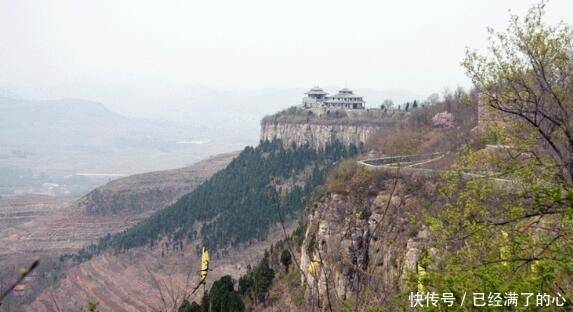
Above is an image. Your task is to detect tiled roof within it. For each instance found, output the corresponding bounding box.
[305,86,328,95]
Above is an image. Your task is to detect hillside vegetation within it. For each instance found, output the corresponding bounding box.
[74,140,358,261]
[261,106,406,126]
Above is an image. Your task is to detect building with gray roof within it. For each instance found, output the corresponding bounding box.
[301,86,365,110]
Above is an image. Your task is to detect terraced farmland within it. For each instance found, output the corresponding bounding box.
[0,152,237,309]
[30,225,290,311]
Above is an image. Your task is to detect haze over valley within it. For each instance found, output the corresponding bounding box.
[0,85,422,197]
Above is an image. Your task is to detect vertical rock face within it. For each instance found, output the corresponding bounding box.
[299,176,432,307]
[260,122,390,149]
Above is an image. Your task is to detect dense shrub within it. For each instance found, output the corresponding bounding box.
[431,111,455,129]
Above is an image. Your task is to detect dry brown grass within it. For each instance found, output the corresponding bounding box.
[367,97,478,157]
[325,161,392,197]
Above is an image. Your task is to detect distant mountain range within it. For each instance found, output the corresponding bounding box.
[0,85,423,196]
[0,96,187,150]
[0,96,245,196]
[0,84,424,148]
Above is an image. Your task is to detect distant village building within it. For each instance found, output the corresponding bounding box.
[302,86,365,110]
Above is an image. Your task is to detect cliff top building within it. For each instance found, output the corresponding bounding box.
[302,86,365,110]
[324,88,365,110]
[302,86,329,108]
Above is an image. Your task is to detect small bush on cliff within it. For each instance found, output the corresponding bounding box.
[238,253,275,305]
[180,276,244,312]
[431,111,455,129]
[208,276,245,312]
[177,299,201,312]
[280,250,292,272]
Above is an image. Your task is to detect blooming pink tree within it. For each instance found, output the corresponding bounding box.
[432,111,454,129]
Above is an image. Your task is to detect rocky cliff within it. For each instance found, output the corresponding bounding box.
[298,165,434,309]
[260,108,404,149]
[261,122,392,150]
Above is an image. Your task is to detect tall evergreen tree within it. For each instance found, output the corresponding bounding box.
[280,250,292,273]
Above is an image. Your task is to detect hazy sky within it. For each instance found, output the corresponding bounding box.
[1,0,572,97]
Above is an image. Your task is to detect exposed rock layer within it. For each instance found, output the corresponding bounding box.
[261,122,391,149]
[299,173,431,306]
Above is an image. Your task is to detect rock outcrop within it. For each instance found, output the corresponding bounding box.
[260,108,405,149]
[261,122,391,150]
[299,170,433,307]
